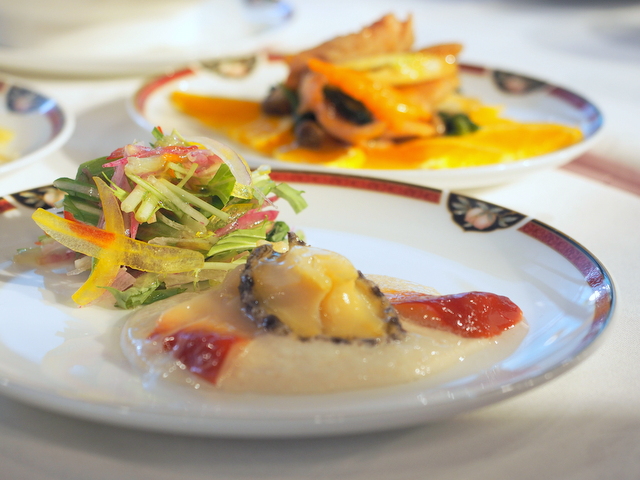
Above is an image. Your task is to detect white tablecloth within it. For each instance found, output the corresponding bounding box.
[1,1,639,478]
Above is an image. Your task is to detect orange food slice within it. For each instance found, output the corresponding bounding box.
[171,92,261,129]
[229,116,295,154]
[275,144,366,168]
[362,138,509,169]
[461,123,583,159]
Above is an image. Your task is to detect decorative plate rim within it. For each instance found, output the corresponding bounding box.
[0,79,76,176]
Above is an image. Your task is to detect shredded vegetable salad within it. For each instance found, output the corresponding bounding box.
[20,128,307,308]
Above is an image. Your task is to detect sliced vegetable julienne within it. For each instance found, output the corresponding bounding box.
[124,154,166,177]
[266,221,290,242]
[52,177,100,201]
[53,174,103,226]
[271,183,308,214]
[206,223,269,258]
[175,163,198,188]
[136,191,161,224]
[72,258,122,306]
[250,166,307,214]
[71,177,126,306]
[58,196,102,227]
[200,258,247,271]
[102,273,185,310]
[203,164,235,206]
[144,176,210,225]
[156,177,228,222]
[190,136,253,199]
[75,156,114,184]
[96,177,125,235]
[119,183,147,215]
[31,208,205,274]
[163,268,227,288]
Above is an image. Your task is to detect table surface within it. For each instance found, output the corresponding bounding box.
[1,1,639,479]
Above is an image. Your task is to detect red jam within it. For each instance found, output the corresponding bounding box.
[391,291,523,338]
[162,330,245,383]
[155,290,523,384]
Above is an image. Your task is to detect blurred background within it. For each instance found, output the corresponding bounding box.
[1,0,637,172]
[1,2,640,480]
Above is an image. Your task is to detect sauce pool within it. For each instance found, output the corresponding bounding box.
[152,290,523,385]
[389,291,523,338]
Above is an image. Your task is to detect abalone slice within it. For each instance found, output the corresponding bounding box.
[239,233,405,342]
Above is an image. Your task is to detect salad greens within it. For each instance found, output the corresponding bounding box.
[32,128,307,308]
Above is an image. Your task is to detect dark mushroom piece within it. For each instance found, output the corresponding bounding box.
[293,112,329,149]
[261,85,298,116]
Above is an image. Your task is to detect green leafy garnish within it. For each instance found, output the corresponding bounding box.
[439,112,479,136]
[267,221,290,242]
[102,274,186,309]
[207,223,269,259]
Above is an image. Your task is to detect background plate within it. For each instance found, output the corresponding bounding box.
[0,172,614,438]
[0,79,75,175]
[130,62,603,190]
[0,1,292,77]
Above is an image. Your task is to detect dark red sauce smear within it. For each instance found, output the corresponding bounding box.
[157,291,523,385]
[162,330,243,383]
[391,291,523,338]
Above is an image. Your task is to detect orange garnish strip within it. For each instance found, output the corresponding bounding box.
[32,208,204,271]
[32,206,205,305]
[307,58,432,128]
[70,177,126,305]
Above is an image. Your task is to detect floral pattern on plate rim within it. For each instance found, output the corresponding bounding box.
[447,193,526,232]
[9,185,63,211]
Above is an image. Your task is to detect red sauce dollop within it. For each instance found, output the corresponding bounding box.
[162,330,244,383]
[391,291,523,338]
[155,290,523,385]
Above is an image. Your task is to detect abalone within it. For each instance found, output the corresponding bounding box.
[239,233,405,342]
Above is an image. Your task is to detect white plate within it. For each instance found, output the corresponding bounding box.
[130,62,603,190]
[0,80,75,175]
[0,173,614,438]
[0,1,292,77]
